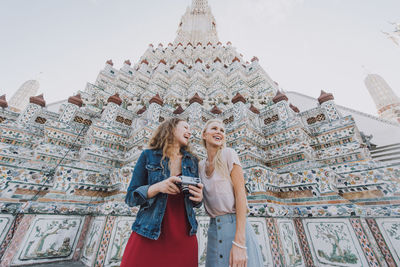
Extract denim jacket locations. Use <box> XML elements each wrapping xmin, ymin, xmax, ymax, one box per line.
<box><xmin>125</xmin><ymin>148</ymin><xmax>200</xmax><ymax>240</ymax></box>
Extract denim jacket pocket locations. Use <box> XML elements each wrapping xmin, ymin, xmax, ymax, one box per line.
<box><xmin>189</xmin><ymin>165</ymin><xmax>197</xmax><ymax>175</ymax></box>
<box><xmin>183</xmin><ymin>163</ymin><xmax>197</xmax><ymax>176</ymax></box>
<box><xmin>145</xmin><ymin>164</ymin><xmax>164</xmax><ymax>183</ymax></box>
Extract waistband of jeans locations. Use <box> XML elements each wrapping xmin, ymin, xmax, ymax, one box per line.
<box><xmin>210</xmin><ymin>213</ymin><xmax>236</xmax><ymax>224</ymax></box>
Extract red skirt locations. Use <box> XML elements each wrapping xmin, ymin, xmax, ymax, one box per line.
<box><xmin>120</xmin><ymin>192</ymin><xmax>198</xmax><ymax>267</ymax></box>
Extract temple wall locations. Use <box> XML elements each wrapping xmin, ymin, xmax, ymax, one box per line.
<box><xmin>1</xmin><ymin>2</ymin><xmax>400</xmax><ymax>266</ymax></box>
<box><xmin>1</xmin><ymin>214</ymin><xmax>399</xmax><ymax>266</ymax></box>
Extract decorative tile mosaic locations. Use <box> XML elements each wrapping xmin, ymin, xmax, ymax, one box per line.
<box><xmin>0</xmin><ymin>214</ymin><xmax>35</xmax><ymax>267</ymax></box>
<box><xmin>73</xmin><ymin>216</ymin><xmax>93</xmax><ymax>261</ymax></box>
<box><xmin>17</xmin><ymin>103</ymin><xmax>41</xmax><ymax>124</ymax></box>
<box><xmin>197</xmin><ymin>216</ymin><xmax>209</xmax><ymax>267</ymax></box>
<box><xmin>366</xmin><ymin>218</ymin><xmax>396</xmax><ymax>267</ymax></box>
<box><xmin>265</xmin><ymin>218</ymin><xmax>283</xmax><ymax>266</ymax></box>
<box><xmin>322</xmin><ymin>101</ymin><xmax>341</xmax><ymax>122</ymax></box>
<box><xmin>147</xmin><ymin>103</ymin><xmax>161</xmax><ymax>122</ymax></box>
<box><xmin>101</xmin><ymin>103</ymin><xmax>119</xmax><ymax>122</ymax></box>
<box><xmin>303</xmin><ymin>218</ymin><xmax>369</xmax><ymax>267</ymax></box>
<box><xmin>233</xmin><ymin>101</ymin><xmax>245</xmax><ymax>122</ymax></box>
<box><xmin>12</xmin><ymin>215</ymin><xmax>84</xmax><ymax>266</ymax></box>
<box><xmin>0</xmin><ymin>214</ymin><xmax>18</xmax><ymax>260</ymax></box>
<box><xmin>58</xmin><ymin>103</ymin><xmax>79</xmax><ymax>123</ymax></box>
<box><xmin>349</xmin><ymin>218</ymin><xmax>380</xmax><ymax>267</ymax></box>
<box><xmin>277</xmin><ymin>102</ymin><xmax>289</xmax><ymax>121</ymax></box>
<box><xmin>374</xmin><ymin>218</ymin><xmax>400</xmax><ymax>266</ymax></box>
<box><xmin>81</xmin><ymin>217</ymin><xmax>106</xmax><ymax>267</ymax></box>
<box><xmin>104</xmin><ymin>216</ymin><xmax>134</xmax><ymax>267</ymax></box>
<box><xmin>94</xmin><ymin>216</ymin><xmax>116</xmax><ymax>267</ymax></box>
<box><xmin>294</xmin><ymin>218</ymin><xmax>317</xmax><ymax>267</ymax></box>
<box><xmin>0</xmin><ymin>214</ymin><xmax>14</xmax><ymax>249</ymax></box>
<box><xmin>359</xmin><ymin>219</ymin><xmax>388</xmax><ymax>267</ymax></box>
<box><xmin>277</xmin><ymin>219</ymin><xmax>305</xmax><ymax>267</ymax></box>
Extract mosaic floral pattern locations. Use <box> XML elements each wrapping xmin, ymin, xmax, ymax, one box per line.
<box><xmin>95</xmin><ymin>216</ymin><xmax>116</xmax><ymax>267</ymax></box>
<box><xmin>12</xmin><ymin>215</ymin><xmax>84</xmax><ymax>266</ymax></box>
<box><xmin>81</xmin><ymin>217</ymin><xmax>106</xmax><ymax>266</ymax></box>
<box><xmin>0</xmin><ymin>214</ymin><xmax>17</xmax><ymax>259</ymax></box>
<box><xmin>277</xmin><ymin>219</ymin><xmax>305</xmax><ymax>267</ymax></box>
<box><xmin>0</xmin><ymin>214</ymin><xmax>13</xmax><ymax>247</ymax></box>
<box><xmin>249</xmin><ymin>217</ymin><xmax>274</xmax><ymax>266</ymax></box>
<box><xmin>349</xmin><ymin>218</ymin><xmax>380</xmax><ymax>267</ymax></box>
<box><xmin>293</xmin><ymin>218</ymin><xmax>314</xmax><ymax>267</ymax></box>
<box><xmin>58</xmin><ymin>103</ymin><xmax>79</xmax><ymax>123</ymax></box>
<box><xmin>277</xmin><ymin>102</ymin><xmax>289</xmax><ymax>121</ymax></box>
<box><xmin>322</xmin><ymin>101</ymin><xmax>341</xmax><ymax>122</ymax></box>
<box><xmin>265</xmin><ymin>218</ymin><xmax>283</xmax><ymax>266</ymax></box>
<box><xmin>104</xmin><ymin>216</ymin><xmax>134</xmax><ymax>267</ymax></box>
<box><xmin>16</xmin><ymin>103</ymin><xmax>41</xmax><ymax>124</ymax></box>
<box><xmin>1</xmin><ymin>215</ymin><xmax>35</xmax><ymax>266</ymax></box>
<box><xmin>375</xmin><ymin>218</ymin><xmax>400</xmax><ymax>266</ymax></box>
<box><xmin>303</xmin><ymin>218</ymin><xmax>368</xmax><ymax>267</ymax></box>
<box><xmin>197</xmin><ymin>217</ymin><xmax>210</xmax><ymax>267</ymax></box>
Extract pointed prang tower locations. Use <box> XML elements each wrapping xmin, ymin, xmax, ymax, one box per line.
<box><xmin>174</xmin><ymin>0</ymin><xmax>219</xmax><ymax>45</ymax></box>
<box><xmin>364</xmin><ymin>73</ymin><xmax>400</xmax><ymax>123</ymax></box>
<box><xmin>8</xmin><ymin>80</ymin><xmax>40</xmax><ymax>112</ymax></box>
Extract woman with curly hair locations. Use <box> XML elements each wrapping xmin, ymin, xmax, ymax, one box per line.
<box><xmin>121</xmin><ymin>118</ymin><xmax>203</xmax><ymax>267</ymax></box>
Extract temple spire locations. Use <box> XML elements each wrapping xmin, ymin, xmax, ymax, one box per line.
<box><xmin>192</xmin><ymin>0</ymin><xmax>208</xmax><ymax>13</ymax></box>
<box><xmin>174</xmin><ymin>0</ymin><xmax>219</xmax><ymax>45</ymax></box>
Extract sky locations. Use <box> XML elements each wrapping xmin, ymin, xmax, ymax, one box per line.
<box><xmin>0</xmin><ymin>0</ymin><xmax>399</xmax><ymax>116</ymax></box>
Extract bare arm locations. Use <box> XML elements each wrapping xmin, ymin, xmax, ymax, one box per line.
<box><xmin>231</xmin><ymin>164</ymin><xmax>247</xmax><ymax>245</ymax></box>
<box><xmin>229</xmin><ymin>164</ymin><xmax>248</xmax><ymax>267</ymax></box>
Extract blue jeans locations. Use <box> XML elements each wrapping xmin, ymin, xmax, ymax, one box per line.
<box><xmin>206</xmin><ymin>214</ymin><xmax>264</xmax><ymax>267</ymax></box>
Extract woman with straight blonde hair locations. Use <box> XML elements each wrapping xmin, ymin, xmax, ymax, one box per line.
<box><xmin>121</xmin><ymin>118</ymin><xmax>203</xmax><ymax>267</ymax></box>
<box><xmin>200</xmin><ymin>119</ymin><xmax>263</xmax><ymax>267</ymax></box>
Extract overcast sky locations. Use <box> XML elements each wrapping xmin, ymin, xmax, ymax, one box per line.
<box><xmin>1</xmin><ymin>0</ymin><xmax>399</xmax><ymax>115</ymax></box>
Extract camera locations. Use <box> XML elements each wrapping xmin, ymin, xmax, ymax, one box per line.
<box><xmin>178</xmin><ymin>176</ymin><xmax>201</xmax><ymax>195</ymax></box>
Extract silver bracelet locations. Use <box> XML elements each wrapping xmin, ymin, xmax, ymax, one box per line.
<box><xmin>232</xmin><ymin>240</ymin><xmax>247</xmax><ymax>250</ymax></box>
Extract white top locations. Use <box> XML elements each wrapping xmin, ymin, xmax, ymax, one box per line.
<box><xmin>199</xmin><ymin>147</ymin><xmax>241</xmax><ymax>218</ymax></box>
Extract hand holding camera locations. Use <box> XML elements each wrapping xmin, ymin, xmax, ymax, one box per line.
<box><xmin>154</xmin><ymin>176</ymin><xmax>182</xmax><ymax>195</ymax></box>
<box><xmin>152</xmin><ymin>176</ymin><xmax>203</xmax><ymax>202</ymax></box>
<box><xmin>176</xmin><ymin>176</ymin><xmax>203</xmax><ymax>203</ymax></box>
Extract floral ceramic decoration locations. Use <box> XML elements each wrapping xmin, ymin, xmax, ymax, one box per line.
<box><xmin>197</xmin><ymin>217</ymin><xmax>210</xmax><ymax>267</ymax></box>
<box><xmin>376</xmin><ymin>218</ymin><xmax>400</xmax><ymax>265</ymax></box>
<box><xmin>0</xmin><ymin>214</ymin><xmax>13</xmax><ymax>245</ymax></box>
<box><xmin>104</xmin><ymin>216</ymin><xmax>134</xmax><ymax>267</ymax></box>
<box><xmin>13</xmin><ymin>215</ymin><xmax>83</xmax><ymax>266</ymax></box>
<box><xmin>304</xmin><ymin>219</ymin><xmax>368</xmax><ymax>267</ymax></box>
<box><xmin>277</xmin><ymin>219</ymin><xmax>305</xmax><ymax>267</ymax></box>
<box><xmin>248</xmin><ymin>217</ymin><xmax>274</xmax><ymax>266</ymax></box>
<box><xmin>81</xmin><ymin>217</ymin><xmax>106</xmax><ymax>267</ymax></box>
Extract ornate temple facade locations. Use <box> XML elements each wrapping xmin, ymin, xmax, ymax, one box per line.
<box><xmin>1</xmin><ymin>0</ymin><xmax>400</xmax><ymax>266</ymax></box>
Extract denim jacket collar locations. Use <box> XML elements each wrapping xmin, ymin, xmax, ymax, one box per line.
<box><xmin>153</xmin><ymin>148</ymin><xmax>192</xmax><ymax>159</ymax></box>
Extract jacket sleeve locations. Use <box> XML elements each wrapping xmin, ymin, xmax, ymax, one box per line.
<box><xmin>192</xmin><ymin>157</ymin><xmax>203</xmax><ymax>209</ymax></box>
<box><xmin>125</xmin><ymin>151</ymin><xmax>156</xmax><ymax>208</ymax></box>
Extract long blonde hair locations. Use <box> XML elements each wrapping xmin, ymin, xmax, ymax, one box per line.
<box><xmin>149</xmin><ymin>118</ymin><xmax>191</xmax><ymax>165</ymax></box>
<box><xmin>201</xmin><ymin>119</ymin><xmax>230</xmax><ymax>181</ymax></box>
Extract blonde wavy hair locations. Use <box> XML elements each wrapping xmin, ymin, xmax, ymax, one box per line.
<box><xmin>201</xmin><ymin>119</ymin><xmax>230</xmax><ymax>181</ymax></box>
<box><xmin>149</xmin><ymin>118</ymin><xmax>191</xmax><ymax>166</ymax></box>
